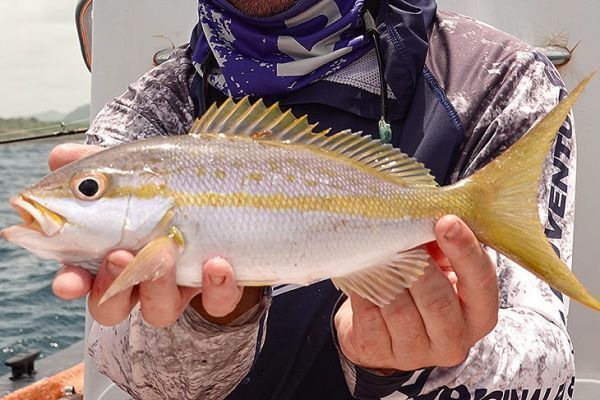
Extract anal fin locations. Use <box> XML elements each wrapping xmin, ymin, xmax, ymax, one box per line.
<box><xmin>331</xmin><ymin>248</ymin><xmax>430</xmax><ymax>307</ymax></box>
<box><xmin>99</xmin><ymin>227</ymin><xmax>185</xmax><ymax>304</ymax></box>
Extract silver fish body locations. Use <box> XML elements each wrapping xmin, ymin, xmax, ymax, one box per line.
<box><xmin>136</xmin><ymin>135</ymin><xmax>437</xmax><ymax>287</ymax></box>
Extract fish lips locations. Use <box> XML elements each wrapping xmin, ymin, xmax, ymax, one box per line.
<box><xmin>1</xmin><ymin>195</ymin><xmax>65</xmax><ymax>241</ymax></box>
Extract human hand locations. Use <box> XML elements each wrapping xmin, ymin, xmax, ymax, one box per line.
<box><xmin>49</xmin><ymin>144</ymin><xmax>260</xmax><ymax>327</ymax></box>
<box><xmin>334</xmin><ymin>215</ymin><xmax>499</xmax><ymax>372</ymax></box>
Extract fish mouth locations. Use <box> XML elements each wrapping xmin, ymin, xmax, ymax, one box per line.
<box><xmin>3</xmin><ymin>195</ymin><xmax>65</xmax><ymax>237</ymax></box>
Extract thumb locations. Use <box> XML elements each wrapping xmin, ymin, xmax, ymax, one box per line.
<box><xmin>48</xmin><ymin>143</ymin><xmax>102</xmax><ymax>171</ymax></box>
<box><xmin>200</xmin><ymin>257</ymin><xmax>244</xmax><ymax>318</ymax></box>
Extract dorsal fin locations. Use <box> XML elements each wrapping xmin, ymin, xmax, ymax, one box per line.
<box><xmin>190</xmin><ymin>97</ymin><xmax>438</xmax><ymax>188</ymax></box>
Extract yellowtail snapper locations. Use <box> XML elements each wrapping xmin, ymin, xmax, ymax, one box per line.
<box><xmin>2</xmin><ymin>75</ymin><xmax>599</xmax><ymax>310</ymax></box>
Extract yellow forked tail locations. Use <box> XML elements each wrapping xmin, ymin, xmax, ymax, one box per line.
<box><xmin>456</xmin><ymin>74</ymin><xmax>600</xmax><ymax>311</ymax></box>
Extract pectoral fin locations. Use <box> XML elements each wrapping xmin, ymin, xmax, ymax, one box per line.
<box><xmin>99</xmin><ymin>227</ymin><xmax>185</xmax><ymax>304</ymax></box>
<box><xmin>332</xmin><ymin>248</ymin><xmax>430</xmax><ymax>307</ymax></box>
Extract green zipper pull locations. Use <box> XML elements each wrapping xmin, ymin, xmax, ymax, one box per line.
<box><xmin>378</xmin><ymin>117</ymin><xmax>392</xmax><ymax>144</ymax></box>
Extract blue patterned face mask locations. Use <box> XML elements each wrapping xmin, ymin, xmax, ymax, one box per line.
<box><xmin>192</xmin><ymin>0</ymin><xmax>372</xmax><ymax>97</ymax></box>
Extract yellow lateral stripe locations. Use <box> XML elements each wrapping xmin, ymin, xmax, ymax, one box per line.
<box><xmin>172</xmin><ymin>191</ymin><xmax>448</xmax><ymax>219</ymax></box>
<box><xmin>105</xmin><ymin>184</ymin><xmax>458</xmax><ymax>219</ymax></box>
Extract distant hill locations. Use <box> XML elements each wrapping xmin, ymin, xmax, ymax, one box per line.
<box><xmin>26</xmin><ymin>104</ymin><xmax>90</xmax><ymax>124</ymax></box>
<box><xmin>0</xmin><ymin>104</ymin><xmax>90</xmax><ymax>137</ymax></box>
<box><xmin>33</xmin><ymin>110</ymin><xmax>65</xmax><ymax>122</ymax></box>
<box><xmin>0</xmin><ymin>117</ymin><xmax>56</xmax><ymax>134</ymax></box>
<box><xmin>63</xmin><ymin>104</ymin><xmax>90</xmax><ymax>123</ymax></box>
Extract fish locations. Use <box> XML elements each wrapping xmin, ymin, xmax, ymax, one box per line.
<box><xmin>2</xmin><ymin>75</ymin><xmax>599</xmax><ymax>310</ymax></box>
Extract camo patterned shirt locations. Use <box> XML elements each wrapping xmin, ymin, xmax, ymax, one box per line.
<box><xmin>86</xmin><ymin>11</ymin><xmax>576</xmax><ymax>400</ymax></box>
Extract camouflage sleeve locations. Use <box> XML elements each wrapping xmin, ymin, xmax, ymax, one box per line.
<box><xmin>342</xmin><ymin>24</ymin><xmax>576</xmax><ymax>399</ymax></box>
<box><xmin>84</xmin><ymin>46</ymin><xmax>272</xmax><ymax>400</ymax></box>
<box><xmin>88</xmin><ymin>298</ymin><xmax>270</xmax><ymax>400</ymax></box>
<box><xmin>85</xmin><ymin>46</ymin><xmax>196</xmax><ymax>147</ymax></box>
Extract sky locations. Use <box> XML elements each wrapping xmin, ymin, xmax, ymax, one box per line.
<box><xmin>0</xmin><ymin>0</ymin><xmax>91</xmax><ymax>118</ymax></box>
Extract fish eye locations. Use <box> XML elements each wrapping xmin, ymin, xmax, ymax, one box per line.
<box><xmin>70</xmin><ymin>172</ymin><xmax>108</xmax><ymax>201</ymax></box>
<box><xmin>79</xmin><ymin>179</ymin><xmax>99</xmax><ymax>197</ymax></box>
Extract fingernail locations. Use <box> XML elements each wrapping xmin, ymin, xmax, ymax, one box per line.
<box><xmin>107</xmin><ymin>262</ymin><xmax>124</xmax><ymax>276</ymax></box>
<box><xmin>444</xmin><ymin>221</ymin><xmax>461</xmax><ymax>240</ymax></box>
<box><xmin>209</xmin><ymin>275</ymin><xmax>226</xmax><ymax>286</ymax></box>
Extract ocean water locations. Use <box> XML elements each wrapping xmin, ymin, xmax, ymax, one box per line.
<box><xmin>0</xmin><ymin>139</ymin><xmax>86</xmax><ymax>376</ymax></box>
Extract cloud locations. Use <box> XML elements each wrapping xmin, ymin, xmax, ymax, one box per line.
<box><xmin>0</xmin><ymin>0</ymin><xmax>91</xmax><ymax>118</ymax></box>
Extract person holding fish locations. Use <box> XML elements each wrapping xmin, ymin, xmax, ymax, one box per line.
<box><xmin>4</xmin><ymin>0</ymin><xmax>586</xmax><ymax>399</ymax></box>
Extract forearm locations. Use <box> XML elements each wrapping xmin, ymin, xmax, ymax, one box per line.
<box><xmin>88</xmin><ymin>293</ymin><xmax>270</xmax><ymax>400</ymax></box>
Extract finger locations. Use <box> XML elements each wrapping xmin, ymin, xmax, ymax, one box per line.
<box><xmin>345</xmin><ymin>293</ymin><xmax>394</xmax><ymax>368</ymax></box>
<box><xmin>408</xmin><ymin>256</ymin><xmax>466</xmax><ymax>350</ymax></box>
<box><xmin>52</xmin><ymin>265</ymin><xmax>94</xmax><ymax>300</ymax></box>
<box><xmin>88</xmin><ymin>251</ymin><xmax>139</xmax><ymax>326</ymax></box>
<box><xmin>48</xmin><ymin>143</ymin><xmax>102</xmax><ymax>171</ymax></box>
<box><xmin>379</xmin><ymin>288</ymin><xmax>431</xmax><ymax>370</ymax></box>
<box><xmin>435</xmin><ymin>215</ymin><xmax>498</xmax><ymax>337</ymax></box>
<box><xmin>424</xmin><ymin>243</ymin><xmax>456</xmax><ymax>289</ymax></box>
<box><xmin>350</xmin><ymin>294</ymin><xmax>390</xmax><ymax>347</ymax></box>
<box><xmin>424</xmin><ymin>242</ymin><xmax>450</xmax><ymax>267</ymax></box>
<box><xmin>138</xmin><ymin>252</ymin><xmax>192</xmax><ymax>328</ymax></box>
<box><xmin>201</xmin><ymin>257</ymin><xmax>243</xmax><ymax>318</ymax></box>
